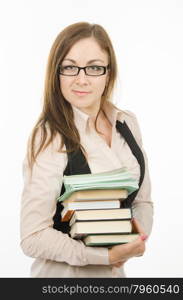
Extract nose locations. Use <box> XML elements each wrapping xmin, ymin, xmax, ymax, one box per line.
<box><xmin>75</xmin><ymin>69</ymin><xmax>89</xmax><ymax>85</ymax></box>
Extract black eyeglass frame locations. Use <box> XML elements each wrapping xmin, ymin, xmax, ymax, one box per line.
<box><xmin>58</xmin><ymin>65</ymin><xmax>110</xmax><ymax>76</ymax></box>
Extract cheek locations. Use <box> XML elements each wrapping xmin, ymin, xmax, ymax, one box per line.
<box><xmin>60</xmin><ymin>78</ymin><xmax>71</xmax><ymax>95</ymax></box>
<box><xmin>95</xmin><ymin>78</ymin><xmax>107</xmax><ymax>94</ymax></box>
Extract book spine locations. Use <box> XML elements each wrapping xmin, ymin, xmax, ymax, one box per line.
<box><xmin>61</xmin><ymin>210</ymin><xmax>74</xmax><ymax>222</ymax></box>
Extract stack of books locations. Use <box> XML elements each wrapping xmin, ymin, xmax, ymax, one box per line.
<box><xmin>57</xmin><ymin>167</ymin><xmax>140</xmax><ymax>247</ymax></box>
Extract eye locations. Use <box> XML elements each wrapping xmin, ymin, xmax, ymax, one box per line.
<box><xmin>87</xmin><ymin>65</ymin><xmax>103</xmax><ymax>71</ymax></box>
<box><xmin>61</xmin><ymin>65</ymin><xmax>77</xmax><ymax>70</ymax></box>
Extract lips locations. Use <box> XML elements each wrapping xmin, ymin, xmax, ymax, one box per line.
<box><xmin>72</xmin><ymin>90</ymin><xmax>91</xmax><ymax>96</ymax></box>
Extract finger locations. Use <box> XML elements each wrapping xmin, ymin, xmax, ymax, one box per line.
<box><xmin>112</xmin><ymin>261</ymin><xmax>125</xmax><ymax>268</ymax></box>
<box><xmin>113</xmin><ymin>262</ymin><xmax>122</xmax><ymax>267</ymax></box>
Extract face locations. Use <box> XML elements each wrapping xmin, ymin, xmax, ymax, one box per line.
<box><xmin>59</xmin><ymin>37</ymin><xmax>109</xmax><ymax>115</ymax></box>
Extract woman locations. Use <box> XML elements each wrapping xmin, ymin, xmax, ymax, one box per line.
<box><xmin>20</xmin><ymin>22</ymin><xmax>153</xmax><ymax>278</ymax></box>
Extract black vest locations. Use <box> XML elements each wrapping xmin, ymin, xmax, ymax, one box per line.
<box><xmin>53</xmin><ymin>120</ymin><xmax>145</xmax><ymax>234</ymax></box>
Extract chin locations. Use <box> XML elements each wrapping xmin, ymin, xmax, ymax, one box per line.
<box><xmin>72</xmin><ymin>99</ymin><xmax>95</xmax><ymax>108</ymax></box>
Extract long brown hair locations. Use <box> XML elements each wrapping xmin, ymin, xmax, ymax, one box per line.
<box><xmin>28</xmin><ymin>22</ymin><xmax>118</xmax><ymax>171</ymax></box>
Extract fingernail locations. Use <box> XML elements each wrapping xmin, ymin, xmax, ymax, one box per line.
<box><xmin>140</xmin><ymin>235</ymin><xmax>147</xmax><ymax>241</ymax></box>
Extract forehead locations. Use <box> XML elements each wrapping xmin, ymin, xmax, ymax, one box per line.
<box><xmin>64</xmin><ymin>37</ymin><xmax>108</xmax><ymax>63</ymax></box>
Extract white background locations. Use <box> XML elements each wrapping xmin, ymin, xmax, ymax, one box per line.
<box><xmin>0</xmin><ymin>0</ymin><xmax>183</xmax><ymax>277</ymax></box>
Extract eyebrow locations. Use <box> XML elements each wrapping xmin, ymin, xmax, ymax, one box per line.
<box><xmin>62</xmin><ymin>58</ymin><xmax>105</xmax><ymax>64</ymax></box>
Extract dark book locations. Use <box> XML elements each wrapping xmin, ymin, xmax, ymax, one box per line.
<box><xmin>70</xmin><ymin>220</ymin><xmax>132</xmax><ymax>239</ymax></box>
<box><xmin>83</xmin><ymin>233</ymin><xmax>140</xmax><ymax>247</ymax></box>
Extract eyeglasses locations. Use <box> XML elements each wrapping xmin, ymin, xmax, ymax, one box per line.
<box><xmin>59</xmin><ymin>65</ymin><xmax>109</xmax><ymax>76</ymax></box>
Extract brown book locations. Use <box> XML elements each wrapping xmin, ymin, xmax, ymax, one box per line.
<box><xmin>61</xmin><ymin>200</ymin><xmax>121</xmax><ymax>222</ymax></box>
<box><xmin>62</xmin><ymin>189</ymin><xmax>128</xmax><ymax>203</ymax></box>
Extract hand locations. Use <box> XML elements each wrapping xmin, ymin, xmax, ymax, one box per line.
<box><xmin>109</xmin><ymin>218</ymin><xmax>148</xmax><ymax>264</ymax></box>
<box><xmin>112</xmin><ymin>259</ymin><xmax>127</xmax><ymax>268</ymax></box>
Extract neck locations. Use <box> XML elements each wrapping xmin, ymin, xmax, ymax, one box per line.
<box><xmin>89</xmin><ymin>109</ymin><xmax>106</xmax><ymax>129</ymax></box>
<box><xmin>78</xmin><ymin>103</ymin><xmax>102</xmax><ymax>123</ymax></box>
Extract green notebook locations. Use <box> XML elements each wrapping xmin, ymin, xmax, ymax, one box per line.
<box><xmin>57</xmin><ymin>167</ymin><xmax>139</xmax><ymax>202</ymax></box>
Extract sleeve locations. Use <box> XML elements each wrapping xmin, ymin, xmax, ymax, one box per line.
<box><xmin>20</xmin><ymin>129</ymin><xmax>109</xmax><ymax>266</ymax></box>
<box><xmin>124</xmin><ymin>111</ymin><xmax>154</xmax><ymax>236</ymax></box>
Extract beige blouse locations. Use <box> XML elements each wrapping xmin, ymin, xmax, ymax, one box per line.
<box><xmin>20</xmin><ymin>101</ymin><xmax>153</xmax><ymax>278</ymax></box>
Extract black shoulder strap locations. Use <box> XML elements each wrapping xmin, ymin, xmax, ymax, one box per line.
<box><xmin>53</xmin><ymin>147</ymin><xmax>91</xmax><ymax>233</ymax></box>
<box><xmin>116</xmin><ymin>120</ymin><xmax>145</xmax><ymax>207</ymax></box>
<box><xmin>64</xmin><ymin>147</ymin><xmax>91</xmax><ymax>176</ymax></box>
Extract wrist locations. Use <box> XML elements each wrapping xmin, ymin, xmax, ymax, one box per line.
<box><xmin>108</xmin><ymin>248</ymin><xmax>115</xmax><ymax>264</ymax></box>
